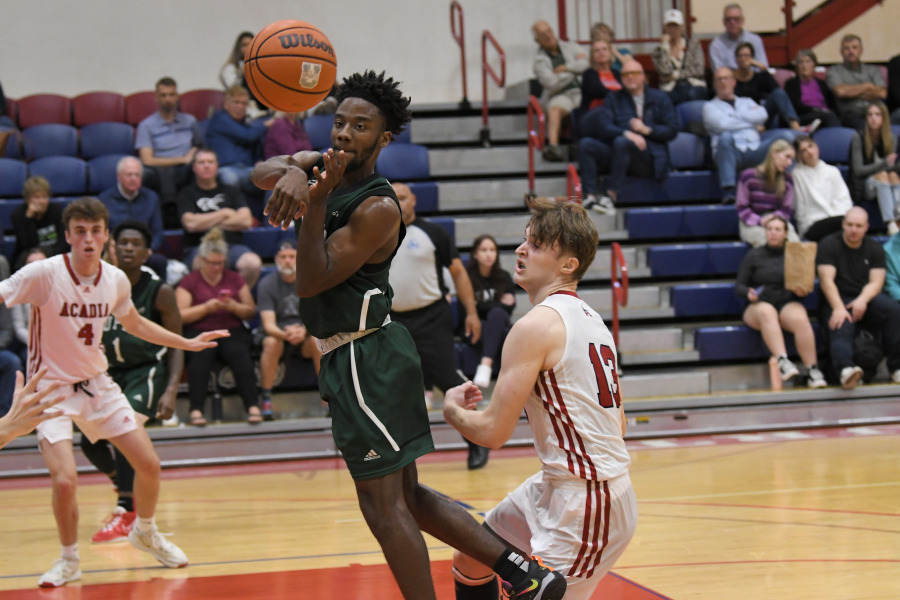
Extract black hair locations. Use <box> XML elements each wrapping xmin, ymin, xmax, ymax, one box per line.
<box><xmin>335</xmin><ymin>70</ymin><xmax>412</xmax><ymax>135</ymax></box>
<box><xmin>113</xmin><ymin>219</ymin><xmax>153</xmax><ymax>247</ymax></box>
<box><xmin>735</xmin><ymin>41</ymin><xmax>755</xmax><ymax>58</ymax></box>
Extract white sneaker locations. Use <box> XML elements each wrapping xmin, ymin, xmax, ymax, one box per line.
<box><xmin>801</xmin><ymin>118</ymin><xmax>822</xmax><ymax>135</ymax></box>
<box><xmin>592</xmin><ymin>195</ymin><xmax>616</xmax><ymax>215</ymax></box>
<box><xmin>840</xmin><ymin>366</ymin><xmax>864</xmax><ymax>390</ymax></box>
<box><xmin>582</xmin><ymin>195</ymin><xmax>597</xmax><ymax>211</ymax></box>
<box><xmin>129</xmin><ymin>526</ymin><xmax>188</xmax><ymax>568</ymax></box>
<box><xmin>777</xmin><ymin>355</ymin><xmax>800</xmax><ymax>381</ymax></box>
<box><xmin>38</xmin><ymin>557</ymin><xmax>81</xmax><ymax>588</ymax></box>
<box><xmin>807</xmin><ymin>365</ymin><xmax>827</xmax><ymax>389</ymax></box>
<box><xmin>888</xmin><ymin>221</ymin><xmax>899</xmax><ymax>236</ymax></box>
<box><xmin>892</xmin><ymin>369</ymin><xmax>900</xmax><ymax>384</ymax></box>
<box><xmin>473</xmin><ymin>364</ymin><xmax>493</xmax><ymax>388</ymax></box>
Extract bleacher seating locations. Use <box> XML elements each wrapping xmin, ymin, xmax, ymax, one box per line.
<box><xmin>87</xmin><ymin>153</ymin><xmax>130</xmax><ymax>194</ymax></box>
<box><xmin>80</xmin><ymin>122</ymin><xmax>135</xmax><ymax>159</ymax></box>
<box><xmin>648</xmin><ymin>241</ymin><xmax>749</xmax><ymax>277</ymax></box>
<box><xmin>16</xmin><ymin>94</ymin><xmax>72</xmax><ymax>128</ymax></box>
<box><xmin>671</xmin><ymin>282</ymin><xmax>818</xmax><ymax>317</ymax></box>
<box><xmin>72</xmin><ymin>91</ymin><xmax>126</xmax><ymax>126</ymax></box>
<box><xmin>626</xmin><ymin>204</ymin><xmax>737</xmax><ymax>240</ymax></box>
<box><xmin>376</xmin><ymin>143</ymin><xmax>430</xmax><ymax>181</ymax></box>
<box><xmin>0</xmin><ymin>159</ymin><xmax>27</xmax><ymax>198</ymax></box>
<box><xmin>695</xmin><ymin>323</ymin><xmax>824</xmax><ymax>362</ymax></box>
<box><xmin>812</xmin><ymin>127</ymin><xmax>855</xmax><ymax>164</ymax></box>
<box><xmin>28</xmin><ymin>156</ymin><xmax>89</xmax><ymax>196</ymax></box>
<box><xmin>23</xmin><ymin>124</ymin><xmax>79</xmax><ymax>160</ymax></box>
<box><xmin>303</xmin><ymin>114</ymin><xmax>333</xmax><ymax>150</ymax></box>
<box><xmin>179</xmin><ymin>89</ymin><xmax>224</xmax><ymax>121</ymax></box>
<box><xmin>124</xmin><ymin>91</ymin><xmax>156</xmax><ymax>126</ymax></box>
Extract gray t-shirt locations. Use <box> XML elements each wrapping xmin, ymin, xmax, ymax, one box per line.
<box><xmin>826</xmin><ymin>63</ymin><xmax>885</xmax><ymax>120</ymax></box>
<box><xmin>256</xmin><ymin>271</ymin><xmax>302</xmax><ymax>329</ymax></box>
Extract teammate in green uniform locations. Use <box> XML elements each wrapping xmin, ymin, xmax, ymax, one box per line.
<box><xmin>80</xmin><ymin>220</ymin><xmax>184</xmax><ymax>543</ymax></box>
<box><xmin>252</xmin><ymin>71</ymin><xmax>566</xmax><ymax>600</ymax></box>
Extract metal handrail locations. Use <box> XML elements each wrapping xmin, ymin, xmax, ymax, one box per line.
<box><xmin>526</xmin><ymin>95</ymin><xmax>545</xmax><ymax>197</ymax></box>
<box><xmin>566</xmin><ymin>164</ymin><xmax>582</xmax><ymax>201</ymax></box>
<box><xmin>480</xmin><ymin>30</ymin><xmax>506</xmax><ymax>146</ymax></box>
<box><xmin>610</xmin><ymin>242</ymin><xmax>629</xmax><ymax>348</ymax></box>
<box><xmin>450</xmin><ymin>1</ymin><xmax>470</xmax><ymax>109</ymax></box>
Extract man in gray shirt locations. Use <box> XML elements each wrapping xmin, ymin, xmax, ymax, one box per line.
<box><xmin>826</xmin><ymin>34</ymin><xmax>887</xmax><ymax>129</ymax></box>
<box><xmin>708</xmin><ymin>3</ymin><xmax>768</xmax><ymax>72</ymax></box>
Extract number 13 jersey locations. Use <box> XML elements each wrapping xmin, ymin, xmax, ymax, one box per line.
<box><xmin>528</xmin><ymin>291</ymin><xmax>630</xmax><ymax>482</ymax></box>
<box><xmin>0</xmin><ymin>254</ymin><xmax>134</xmax><ymax>383</ymax></box>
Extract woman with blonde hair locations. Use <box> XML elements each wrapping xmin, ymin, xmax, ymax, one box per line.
<box><xmin>736</xmin><ymin>139</ymin><xmax>801</xmax><ymax>247</ymax></box>
<box><xmin>850</xmin><ymin>100</ymin><xmax>900</xmax><ymax>233</ymax></box>
<box><xmin>219</xmin><ymin>31</ymin><xmax>265</xmax><ymax>116</ymax></box>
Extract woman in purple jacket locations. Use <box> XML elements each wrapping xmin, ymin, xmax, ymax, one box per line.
<box><xmin>737</xmin><ymin>139</ymin><xmax>801</xmax><ymax>247</ymax></box>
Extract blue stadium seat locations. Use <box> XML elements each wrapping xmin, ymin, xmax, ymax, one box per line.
<box><xmin>243</xmin><ymin>226</ymin><xmax>297</xmax><ymax>259</ymax></box>
<box><xmin>668</xmin><ymin>132</ymin><xmax>707</xmax><ymax>169</ymax></box>
<box><xmin>23</xmin><ymin>124</ymin><xmax>79</xmax><ymax>160</ymax></box>
<box><xmin>647</xmin><ymin>244</ymin><xmax>708</xmax><ymax>277</ymax></box>
<box><xmin>683</xmin><ymin>205</ymin><xmax>739</xmax><ymax>237</ymax></box>
<box><xmin>0</xmin><ymin>199</ymin><xmax>23</xmax><ymax>233</ymax></box>
<box><xmin>626</xmin><ymin>207</ymin><xmax>684</xmax><ymax>239</ymax></box>
<box><xmin>376</xmin><ymin>143</ymin><xmax>430</xmax><ymax>181</ymax></box>
<box><xmin>393</xmin><ymin>126</ymin><xmax>411</xmax><ymax>144</ymax></box>
<box><xmin>162</xmin><ymin>230</ymin><xmax>184</xmax><ymax>260</ymax></box>
<box><xmin>197</xmin><ymin>119</ymin><xmax>209</xmax><ymax>145</ymax></box>
<box><xmin>671</xmin><ymin>283</ymin><xmax>744</xmax><ymax>317</ymax></box>
<box><xmin>3</xmin><ymin>131</ymin><xmax>22</xmax><ymax>159</ymax></box>
<box><xmin>407</xmin><ymin>181</ymin><xmax>438</xmax><ymax>212</ymax></box>
<box><xmin>80</xmin><ymin>122</ymin><xmax>135</xmax><ymax>159</ymax></box>
<box><xmin>695</xmin><ymin>323</ymin><xmax>823</xmax><ymax>362</ymax></box>
<box><xmin>0</xmin><ymin>159</ymin><xmax>27</xmax><ymax>198</ymax></box>
<box><xmin>664</xmin><ymin>171</ymin><xmax>721</xmax><ymax>202</ymax></box>
<box><xmin>676</xmin><ymin>100</ymin><xmax>706</xmax><ymax>132</ymax></box>
<box><xmin>303</xmin><ymin>114</ymin><xmax>333</xmax><ymax>150</ymax></box>
<box><xmin>812</xmin><ymin>127</ymin><xmax>855</xmax><ymax>164</ymax></box>
<box><xmin>706</xmin><ymin>242</ymin><xmax>750</xmax><ymax>274</ymax></box>
<box><xmin>28</xmin><ymin>156</ymin><xmax>89</xmax><ymax>196</ymax></box>
<box><xmin>87</xmin><ymin>153</ymin><xmax>130</xmax><ymax>194</ymax></box>
<box><xmin>429</xmin><ymin>216</ymin><xmax>455</xmax><ymax>241</ymax></box>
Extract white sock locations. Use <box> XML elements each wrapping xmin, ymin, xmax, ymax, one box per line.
<box><xmin>61</xmin><ymin>543</ymin><xmax>78</xmax><ymax>561</ymax></box>
<box><xmin>135</xmin><ymin>516</ymin><xmax>155</xmax><ymax>534</ymax></box>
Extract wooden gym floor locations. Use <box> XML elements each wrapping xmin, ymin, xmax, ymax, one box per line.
<box><xmin>0</xmin><ymin>424</ymin><xmax>898</xmax><ymax>599</ymax></box>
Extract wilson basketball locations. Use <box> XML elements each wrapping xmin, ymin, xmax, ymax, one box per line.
<box><xmin>244</xmin><ymin>20</ymin><xmax>337</xmax><ymax>112</ymax></box>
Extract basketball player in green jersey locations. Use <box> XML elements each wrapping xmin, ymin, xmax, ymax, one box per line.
<box><xmin>80</xmin><ymin>219</ymin><xmax>184</xmax><ymax>543</ymax></box>
<box><xmin>252</xmin><ymin>70</ymin><xmax>566</xmax><ymax>600</ymax></box>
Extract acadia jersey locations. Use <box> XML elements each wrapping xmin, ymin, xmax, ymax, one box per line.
<box><xmin>103</xmin><ymin>270</ymin><xmax>167</xmax><ymax>369</ymax></box>
<box><xmin>0</xmin><ymin>254</ymin><xmax>133</xmax><ymax>383</ymax></box>
<box><xmin>528</xmin><ymin>291</ymin><xmax>630</xmax><ymax>482</ymax></box>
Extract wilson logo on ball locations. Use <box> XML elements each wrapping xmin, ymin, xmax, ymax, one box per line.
<box><xmin>278</xmin><ymin>33</ymin><xmax>335</xmax><ymax>58</ymax></box>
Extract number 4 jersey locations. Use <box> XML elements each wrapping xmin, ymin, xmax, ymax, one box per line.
<box><xmin>0</xmin><ymin>254</ymin><xmax>134</xmax><ymax>384</ymax></box>
<box><xmin>529</xmin><ymin>291</ymin><xmax>631</xmax><ymax>482</ymax></box>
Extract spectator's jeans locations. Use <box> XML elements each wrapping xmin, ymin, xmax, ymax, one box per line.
<box><xmin>713</xmin><ymin>130</ymin><xmax>794</xmax><ymax>191</ymax></box>
<box><xmin>763</xmin><ymin>88</ymin><xmax>800</xmax><ymax>129</ymax></box>
<box><xmin>819</xmin><ymin>293</ymin><xmax>900</xmax><ymax>372</ymax></box>
<box><xmin>0</xmin><ymin>349</ymin><xmax>23</xmax><ymax>416</ymax></box>
<box><xmin>865</xmin><ymin>176</ymin><xmax>900</xmax><ymax>224</ymax></box>
<box><xmin>577</xmin><ymin>135</ymin><xmax>654</xmax><ymax>195</ymax></box>
<box><xmin>667</xmin><ymin>81</ymin><xmax>708</xmax><ymax>106</ymax></box>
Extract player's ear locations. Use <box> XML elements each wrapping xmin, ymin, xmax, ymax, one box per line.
<box><xmin>560</xmin><ymin>256</ymin><xmax>579</xmax><ymax>276</ymax></box>
<box><xmin>380</xmin><ymin>130</ymin><xmax>392</xmax><ymax>148</ymax></box>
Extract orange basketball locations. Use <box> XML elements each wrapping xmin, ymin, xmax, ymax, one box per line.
<box><xmin>243</xmin><ymin>20</ymin><xmax>337</xmax><ymax>112</ymax></box>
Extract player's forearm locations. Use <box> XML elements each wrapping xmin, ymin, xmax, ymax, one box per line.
<box><xmin>444</xmin><ymin>405</ymin><xmax>511</xmax><ymax>449</ymax></box>
<box><xmin>124</xmin><ymin>315</ymin><xmax>195</xmax><ymax>351</ymax></box>
<box><xmin>165</xmin><ymin>348</ymin><xmax>184</xmax><ymax>394</ymax></box>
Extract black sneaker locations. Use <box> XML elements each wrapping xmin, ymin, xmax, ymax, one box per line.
<box><xmin>503</xmin><ymin>556</ymin><xmax>567</xmax><ymax>600</ymax></box>
<box><xmin>261</xmin><ymin>398</ymin><xmax>274</xmax><ymax>421</ymax></box>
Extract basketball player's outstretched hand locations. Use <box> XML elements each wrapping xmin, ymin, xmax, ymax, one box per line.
<box><xmin>187</xmin><ymin>330</ymin><xmax>231</xmax><ymax>351</ymax></box>
<box><xmin>308</xmin><ymin>149</ymin><xmax>347</xmax><ymax>205</ymax></box>
<box><xmin>267</xmin><ymin>165</ymin><xmax>311</xmax><ymax>230</ymax></box>
<box><xmin>0</xmin><ymin>368</ymin><xmax>64</xmax><ymax>444</ymax></box>
<box><xmin>444</xmin><ymin>381</ymin><xmax>483</xmax><ymax>411</ymax></box>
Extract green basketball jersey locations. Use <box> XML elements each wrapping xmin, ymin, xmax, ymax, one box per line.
<box><xmin>103</xmin><ymin>270</ymin><xmax>168</xmax><ymax>368</ymax></box>
<box><xmin>298</xmin><ymin>174</ymin><xmax>402</xmax><ymax>339</ymax></box>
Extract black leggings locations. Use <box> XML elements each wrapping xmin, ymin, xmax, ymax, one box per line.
<box><xmin>186</xmin><ymin>327</ymin><xmax>258</xmax><ymax>413</ymax></box>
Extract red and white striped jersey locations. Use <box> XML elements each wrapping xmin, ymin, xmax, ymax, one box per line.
<box><xmin>0</xmin><ymin>254</ymin><xmax>133</xmax><ymax>383</ymax></box>
<box><xmin>528</xmin><ymin>291</ymin><xmax>630</xmax><ymax>482</ymax></box>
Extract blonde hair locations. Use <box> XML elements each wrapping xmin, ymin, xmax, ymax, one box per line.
<box><xmin>22</xmin><ymin>175</ymin><xmax>51</xmax><ymax>200</ymax></box>
<box><xmin>198</xmin><ymin>228</ymin><xmax>228</xmax><ymax>258</ymax></box>
<box><xmin>757</xmin><ymin>139</ymin><xmax>793</xmax><ymax>198</ymax></box>
<box><xmin>864</xmin><ymin>101</ymin><xmax>893</xmax><ymax>159</ymax></box>
<box><xmin>525</xmin><ymin>197</ymin><xmax>598</xmax><ymax>281</ymax></box>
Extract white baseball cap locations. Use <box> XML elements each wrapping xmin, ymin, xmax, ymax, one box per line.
<box><xmin>664</xmin><ymin>9</ymin><xmax>685</xmax><ymax>26</ymax></box>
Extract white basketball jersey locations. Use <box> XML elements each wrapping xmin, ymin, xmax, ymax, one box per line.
<box><xmin>0</xmin><ymin>254</ymin><xmax>133</xmax><ymax>383</ymax></box>
<box><xmin>527</xmin><ymin>291</ymin><xmax>630</xmax><ymax>482</ymax></box>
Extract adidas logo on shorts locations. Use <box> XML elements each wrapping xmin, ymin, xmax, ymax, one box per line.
<box><xmin>363</xmin><ymin>449</ymin><xmax>381</xmax><ymax>461</ymax></box>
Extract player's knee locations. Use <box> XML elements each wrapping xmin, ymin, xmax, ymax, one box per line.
<box><xmin>51</xmin><ymin>470</ymin><xmax>78</xmax><ymax>498</ymax></box>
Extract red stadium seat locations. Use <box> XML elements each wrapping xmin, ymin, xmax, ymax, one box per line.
<box><xmin>16</xmin><ymin>94</ymin><xmax>72</xmax><ymax>128</ymax></box>
<box><xmin>179</xmin><ymin>89</ymin><xmax>224</xmax><ymax>121</ymax></box>
<box><xmin>772</xmin><ymin>68</ymin><xmax>795</xmax><ymax>88</ymax></box>
<box><xmin>72</xmin><ymin>91</ymin><xmax>126</xmax><ymax>126</ymax></box>
<box><xmin>125</xmin><ymin>91</ymin><xmax>157</xmax><ymax>126</ymax></box>
<box><xmin>4</xmin><ymin>98</ymin><xmax>17</xmax><ymax>125</ymax></box>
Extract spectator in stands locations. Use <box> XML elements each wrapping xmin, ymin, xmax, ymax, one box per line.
<box><xmin>703</xmin><ymin>67</ymin><xmax>793</xmax><ymax>204</ymax></box>
<box><xmin>735</xmin><ymin>215</ymin><xmax>825</xmax><ymax>387</ymax></box>
<box><xmin>205</xmin><ymin>86</ymin><xmax>273</xmax><ymax>196</ymax></box>
<box><xmin>826</xmin><ymin>34</ymin><xmax>887</xmax><ymax>130</ymax></box>
<box><xmin>736</xmin><ymin>139</ymin><xmax>800</xmax><ymax>247</ymax></box>
<box><xmin>135</xmin><ymin>77</ymin><xmax>203</xmax><ymax>227</ymax></box>
<box><xmin>532</xmin><ymin>20</ymin><xmax>589</xmax><ymax>162</ymax></box>
<box><xmin>219</xmin><ymin>31</ymin><xmax>266</xmax><ymax>118</ymax></box>
<box><xmin>792</xmin><ymin>135</ymin><xmax>853</xmax><ymax>241</ymax></box>
<box><xmin>263</xmin><ymin>112</ymin><xmax>313</xmax><ymax>159</ymax></box>
<box><xmin>589</xmin><ymin>22</ymin><xmax>632</xmax><ymax>71</ymax></box>
<box><xmin>734</xmin><ymin>43</ymin><xmax>807</xmax><ymax>132</ymax></box>
<box><xmin>652</xmin><ymin>9</ymin><xmax>707</xmax><ymax>106</ymax></box>
<box><xmin>464</xmin><ymin>235</ymin><xmax>516</xmax><ymax>389</ymax></box>
<box><xmin>578</xmin><ymin>39</ymin><xmax>621</xmax><ymax>116</ymax></box>
<box><xmin>889</xmin><ymin>53</ymin><xmax>900</xmax><ymax>123</ymax></box>
<box><xmin>882</xmin><ymin>205</ymin><xmax>900</xmax><ymax>302</ymax></box>
<box><xmin>578</xmin><ymin>58</ymin><xmax>678</xmax><ymax>215</ymax></box>
<box><xmin>388</xmin><ymin>182</ymin><xmax>490</xmax><ymax>470</ymax></box>
<box><xmin>257</xmin><ymin>239</ymin><xmax>321</xmax><ymax>421</ymax></box>
<box><xmin>175</xmin><ymin>228</ymin><xmax>259</xmax><ymax>425</ymax></box>
<box><xmin>11</xmin><ymin>176</ymin><xmax>68</xmax><ymax>267</ymax></box>
<box><xmin>708</xmin><ymin>3</ymin><xmax>768</xmax><ymax>72</ymax></box>
<box><xmin>98</xmin><ymin>156</ymin><xmax>168</xmax><ymax>279</ymax></box>
<box><xmin>177</xmin><ymin>147</ymin><xmax>262</xmax><ymax>288</ymax></box>
<box><xmin>785</xmin><ymin>49</ymin><xmax>841</xmax><ymax>130</ymax></box>
<box><xmin>849</xmin><ymin>101</ymin><xmax>900</xmax><ymax>233</ymax></box>
<box><xmin>816</xmin><ymin>206</ymin><xmax>900</xmax><ymax>389</ymax></box>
